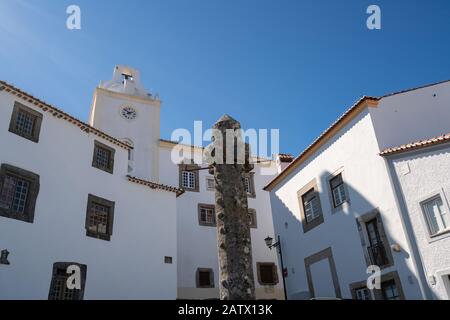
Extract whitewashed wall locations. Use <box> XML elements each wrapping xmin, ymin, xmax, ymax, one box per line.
<box><xmin>89</xmin><ymin>88</ymin><xmax>161</xmax><ymax>182</ymax></box>
<box><xmin>370</xmin><ymin>81</ymin><xmax>450</xmax><ymax>150</ymax></box>
<box><xmin>269</xmin><ymin>108</ymin><xmax>424</xmax><ymax>299</ymax></box>
<box><xmin>159</xmin><ymin>146</ymin><xmax>284</xmax><ymax>299</ymax></box>
<box><xmin>389</xmin><ymin>144</ymin><xmax>450</xmax><ymax>300</ymax></box>
<box><xmin>0</xmin><ymin>90</ymin><xmax>178</xmax><ymax>299</ymax></box>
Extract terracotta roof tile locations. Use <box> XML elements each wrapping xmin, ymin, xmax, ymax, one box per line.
<box><xmin>278</xmin><ymin>153</ymin><xmax>294</xmax><ymax>162</ymax></box>
<box><xmin>0</xmin><ymin>80</ymin><xmax>132</xmax><ymax>151</ymax></box>
<box><xmin>127</xmin><ymin>175</ymin><xmax>185</xmax><ymax>197</ymax></box>
<box><xmin>380</xmin><ymin>133</ymin><xmax>450</xmax><ymax>156</ymax></box>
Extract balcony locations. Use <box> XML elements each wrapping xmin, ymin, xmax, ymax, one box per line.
<box><xmin>367</xmin><ymin>243</ymin><xmax>389</xmax><ymax>267</ymax></box>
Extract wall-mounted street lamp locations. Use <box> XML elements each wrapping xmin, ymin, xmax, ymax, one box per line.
<box><xmin>264</xmin><ymin>235</ymin><xmax>287</xmax><ymax>300</ymax></box>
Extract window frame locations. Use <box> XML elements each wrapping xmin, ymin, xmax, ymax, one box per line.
<box><xmin>8</xmin><ymin>101</ymin><xmax>43</xmax><ymax>143</ymax></box>
<box><xmin>248</xmin><ymin>208</ymin><xmax>257</xmax><ymax>228</ymax></box>
<box><xmin>92</xmin><ymin>140</ymin><xmax>115</xmax><ymax>174</ymax></box>
<box><xmin>179</xmin><ymin>163</ymin><xmax>200</xmax><ymax>192</ymax></box>
<box><xmin>85</xmin><ymin>194</ymin><xmax>115</xmax><ymax>241</ymax></box>
<box><xmin>355</xmin><ymin>209</ymin><xmax>394</xmax><ymax>269</ymax></box>
<box><xmin>0</xmin><ymin>164</ymin><xmax>40</xmax><ymax>223</ymax></box>
<box><xmin>420</xmin><ymin>194</ymin><xmax>450</xmax><ymax>238</ymax></box>
<box><xmin>244</xmin><ymin>172</ymin><xmax>256</xmax><ymax>198</ymax></box>
<box><xmin>48</xmin><ymin>262</ymin><xmax>87</xmax><ymax>300</ymax></box>
<box><xmin>297</xmin><ymin>178</ymin><xmax>324</xmax><ymax>233</ymax></box>
<box><xmin>327</xmin><ymin>169</ymin><xmax>350</xmax><ymax>213</ymax></box>
<box><xmin>198</xmin><ymin>203</ymin><xmax>216</xmax><ymax>227</ymax></box>
<box><xmin>256</xmin><ymin>262</ymin><xmax>279</xmax><ymax>286</ymax></box>
<box><xmin>373</xmin><ymin>271</ymin><xmax>405</xmax><ymax>300</ymax></box>
<box><xmin>349</xmin><ymin>280</ymin><xmax>373</xmax><ymax>300</ymax></box>
<box><xmin>206</xmin><ymin>176</ymin><xmax>215</xmax><ymax>191</ymax></box>
<box><xmin>196</xmin><ymin>268</ymin><xmax>214</xmax><ymax>288</ymax></box>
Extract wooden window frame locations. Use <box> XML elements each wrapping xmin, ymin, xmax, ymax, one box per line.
<box><xmin>85</xmin><ymin>194</ymin><xmax>115</xmax><ymax>241</ymax></box>
<box><xmin>196</xmin><ymin>268</ymin><xmax>214</xmax><ymax>288</ymax></box>
<box><xmin>198</xmin><ymin>203</ymin><xmax>216</xmax><ymax>227</ymax></box>
<box><xmin>0</xmin><ymin>164</ymin><xmax>40</xmax><ymax>223</ymax></box>
<box><xmin>92</xmin><ymin>140</ymin><xmax>115</xmax><ymax>174</ymax></box>
<box><xmin>179</xmin><ymin>163</ymin><xmax>200</xmax><ymax>192</ymax></box>
<box><xmin>297</xmin><ymin>178</ymin><xmax>324</xmax><ymax>233</ymax></box>
<box><xmin>48</xmin><ymin>262</ymin><xmax>87</xmax><ymax>300</ymax></box>
<box><xmin>8</xmin><ymin>101</ymin><xmax>43</xmax><ymax>143</ymax></box>
<box><xmin>256</xmin><ymin>262</ymin><xmax>279</xmax><ymax>286</ymax></box>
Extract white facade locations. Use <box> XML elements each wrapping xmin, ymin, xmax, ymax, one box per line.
<box><xmin>266</xmin><ymin>80</ymin><xmax>450</xmax><ymax>300</ymax></box>
<box><xmin>0</xmin><ymin>82</ymin><xmax>178</xmax><ymax>299</ymax></box>
<box><xmin>0</xmin><ymin>65</ymin><xmax>282</xmax><ymax>299</ymax></box>
<box><xmin>385</xmin><ymin>140</ymin><xmax>450</xmax><ymax>300</ymax></box>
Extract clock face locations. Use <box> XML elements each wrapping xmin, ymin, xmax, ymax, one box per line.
<box><xmin>121</xmin><ymin>106</ymin><xmax>137</xmax><ymax>120</ymax></box>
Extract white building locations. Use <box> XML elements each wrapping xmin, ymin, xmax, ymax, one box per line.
<box><xmin>0</xmin><ymin>65</ymin><xmax>283</xmax><ymax>299</ymax></box>
<box><xmin>382</xmin><ymin>133</ymin><xmax>450</xmax><ymax>300</ymax></box>
<box><xmin>265</xmin><ymin>80</ymin><xmax>450</xmax><ymax>300</ymax></box>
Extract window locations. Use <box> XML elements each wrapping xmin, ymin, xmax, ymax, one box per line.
<box><xmin>0</xmin><ymin>164</ymin><xmax>39</xmax><ymax>223</ymax></box>
<box><xmin>355</xmin><ymin>287</ymin><xmax>372</xmax><ymax>300</ymax></box>
<box><xmin>297</xmin><ymin>179</ymin><xmax>324</xmax><ymax>233</ymax></box>
<box><xmin>372</xmin><ymin>271</ymin><xmax>405</xmax><ymax>300</ymax></box>
<box><xmin>329</xmin><ymin>173</ymin><xmax>347</xmax><ymax>208</ymax></box>
<box><xmin>198</xmin><ymin>204</ymin><xmax>216</xmax><ymax>226</ymax></box>
<box><xmin>381</xmin><ymin>280</ymin><xmax>400</xmax><ymax>300</ymax></box>
<box><xmin>244</xmin><ymin>173</ymin><xmax>256</xmax><ymax>198</ymax></box>
<box><xmin>85</xmin><ymin>194</ymin><xmax>115</xmax><ymax>241</ymax></box>
<box><xmin>302</xmin><ymin>189</ymin><xmax>322</xmax><ymax>223</ymax></box>
<box><xmin>257</xmin><ymin>262</ymin><xmax>278</xmax><ymax>286</ymax></box>
<box><xmin>8</xmin><ymin>101</ymin><xmax>43</xmax><ymax>143</ymax></box>
<box><xmin>350</xmin><ymin>281</ymin><xmax>373</xmax><ymax>300</ymax></box>
<box><xmin>48</xmin><ymin>262</ymin><xmax>87</xmax><ymax>300</ymax></box>
<box><xmin>183</xmin><ymin>171</ymin><xmax>196</xmax><ymax>189</ymax></box>
<box><xmin>164</xmin><ymin>256</ymin><xmax>173</xmax><ymax>264</ymax></box>
<box><xmin>421</xmin><ymin>195</ymin><xmax>450</xmax><ymax>236</ymax></box>
<box><xmin>248</xmin><ymin>208</ymin><xmax>257</xmax><ymax>228</ymax></box>
<box><xmin>206</xmin><ymin>177</ymin><xmax>215</xmax><ymax>191</ymax></box>
<box><xmin>356</xmin><ymin>209</ymin><xmax>393</xmax><ymax>269</ymax></box>
<box><xmin>92</xmin><ymin>141</ymin><xmax>115</xmax><ymax>174</ymax></box>
<box><xmin>179</xmin><ymin>163</ymin><xmax>199</xmax><ymax>192</ymax></box>
<box><xmin>196</xmin><ymin>268</ymin><xmax>214</xmax><ymax>288</ymax></box>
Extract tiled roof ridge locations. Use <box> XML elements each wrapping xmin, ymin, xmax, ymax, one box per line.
<box><xmin>127</xmin><ymin>175</ymin><xmax>185</xmax><ymax>197</ymax></box>
<box><xmin>380</xmin><ymin>132</ymin><xmax>450</xmax><ymax>156</ymax></box>
<box><xmin>0</xmin><ymin>80</ymin><xmax>133</xmax><ymax>151</ymax></box>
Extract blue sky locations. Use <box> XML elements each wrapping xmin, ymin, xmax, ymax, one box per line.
<box><xmin>1</xmin><ymin>0</ymin><xmax>449</xmax><ymax>156</ymax></box>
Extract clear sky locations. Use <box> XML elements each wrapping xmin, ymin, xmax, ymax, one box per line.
<box><xmin>1</xmin><ymin>0</ymin><xmax>449</xmax><ymax>156</ymax></box>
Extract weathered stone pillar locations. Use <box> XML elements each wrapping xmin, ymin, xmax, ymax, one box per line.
<box><xmin>208</xmin><ymin>114</ymin><xmax>255</xmax><ymax>300</ymax></box>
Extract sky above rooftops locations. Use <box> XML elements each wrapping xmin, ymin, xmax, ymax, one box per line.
<box><xmin>0</xmin><ymin>0</ymin><xmax>449</xmax><ymax>156</ymax></box>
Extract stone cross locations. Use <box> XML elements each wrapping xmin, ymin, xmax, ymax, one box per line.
<box><xmin>207</xmin><ymin>114</ymin><xmax>255</xmax><ymax>300</ymax></box>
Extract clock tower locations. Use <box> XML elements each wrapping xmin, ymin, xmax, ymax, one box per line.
<box><xmin>89</xmin><ymin>65</ymin><xmax>161</xmax><ymax>181</ymax></box>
